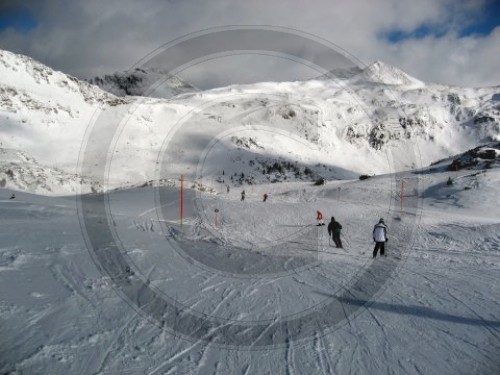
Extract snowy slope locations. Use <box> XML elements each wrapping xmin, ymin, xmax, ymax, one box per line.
<box><xmin>1</xmin><ymin>163</ymin><xmax>499</xmax><ymax>374</ymax></box>
<box><xmin>0</xmin><ymin>49</ymin><xmax>129</xmax><ymax>193</ymax></box>
<box><xmin>0</xmin><ymin>148</ymin><xmax>101</xmax><ymax>195</ymax></box>
<box><xmin>355</xmin><ymin>60</ymin><xmax>424</xmax><ymax>86</ymax></box>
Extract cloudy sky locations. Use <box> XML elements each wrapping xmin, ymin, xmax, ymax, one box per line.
<box><xmin>0</xmin><ymin>0</ymin><xmax>499</xmax><ymax>88</ymax></box>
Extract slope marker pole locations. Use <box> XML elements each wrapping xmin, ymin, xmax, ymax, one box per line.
<box><xmin>180</xmin><ymin>174</ymin><xmax>184</xmax><ymax>227</ymax></box>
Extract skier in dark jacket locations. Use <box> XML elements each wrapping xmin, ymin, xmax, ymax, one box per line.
<box><xmin>241</xmin><ymin>190</ymin><xmax>245</xmax><ymax>201</ymax></box>
<box><xmin>372</xmin><ymin>218</ymin><xmax>388</xmax><ymax>258</ymax></box>
<box><xmin>327</xmin><ymin>216</ymin><xmax>343</xmax><ymax>248</ymax></box>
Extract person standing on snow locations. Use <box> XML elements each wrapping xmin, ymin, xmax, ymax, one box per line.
<box><xmin>372</xmin><ymin>218</ymin><xmax>388</xmax><ymax>258</ymax></box>
<box><xmin>316</xmin><ymin>210</ymin><xmax>325</xmax><ymax>226</ymax></box>
<box><xmin>241</xmin><ymin>190</ymin><xmax>245</xmax><ymax>201</ymax></box>
<box><xmin>263</xmin><ymin>193</ymin><xmax>268</xmax><ymax>202</ymax></box>
<box><xmin>327</xmin><ymin>217</ymin><xmax>343</xmax><ymax>248</ymax></box>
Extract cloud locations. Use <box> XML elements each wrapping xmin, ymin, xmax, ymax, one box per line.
<box><xmin>0</xmin><ymin>0</ymin><xmax>498</xmax><ymax>87</ymax></box>
<box><xmin>376</xmin><ymin>27</ymin><xmax>500</xmax><ymax>87</ymax></box>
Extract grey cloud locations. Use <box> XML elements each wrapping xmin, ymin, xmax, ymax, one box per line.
<box><xmin>0</xmin><ymin>0</ymin><xmax>498</xmax><ymax>87</ymax></box>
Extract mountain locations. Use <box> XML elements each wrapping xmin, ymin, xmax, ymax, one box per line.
<box><xmin>86</xmin><ymin>68</ymin><xmax>198</xmax><ymax>98</ymax></box>
<box><xmin>357</xmin><ymin>61</ymin><xmax>424</xmax><ymax>86</ymax></box>
<box><xmin>0</xmin><ymin>49</ymin><xmax>499</xmax><ymax>195</ymax></box>
<box><xmin>315</xmin><ymin>61</ymin><xmax>421</xmax><ymax>85</ymax></box>
<box><xmin>0</xmin><ymin>49</ymin><xmax>134</xmax><ymax>194</ymax></box>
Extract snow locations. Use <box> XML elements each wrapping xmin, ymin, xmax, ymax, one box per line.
<box><xmin>1</xmin><ymin>48</ymin><xmax>500</xmax><ymax>374</ymax></box>
<box><xmin>1</xmin><ymin>165</ymin><xmax>500</xmax><ymax>374</ymax></box>
<box><xmin>355</xmin><ymin>60</ymin><xmax>424</xmax><ymax>87</ymax></box>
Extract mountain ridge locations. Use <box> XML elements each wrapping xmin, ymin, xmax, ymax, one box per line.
<box><xmin>86</xmin><ymin>67</ymin><xmax>199</xmax><ymax>98</ymax></box>
<box><xmin>0</xmin><ymin>48</ymin><xmax>499</xmax><ymax>195</ymax></box>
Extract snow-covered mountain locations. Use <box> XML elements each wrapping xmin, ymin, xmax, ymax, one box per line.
<box><xmin>0</xmin><ymin>51</ymin><xmax>126</xmax><ymax>155</ymax></box>
<box><xmin>356</xmin><ymin>60</ymin><xmax>424</xmax><ymax>86</ymax></box>
<box><xmin>1</xmin><ymin>48</ymin><xmax>499</xmax><ymax>195</ymax></box>
<box><xmin>86</xmin><ymin>68</ymin><xmax>198</xmax><ymax>98</ymax></box>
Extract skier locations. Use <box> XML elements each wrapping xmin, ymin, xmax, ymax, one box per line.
<box><xmin>447</xmin><ymin>176</ymin><xmax>453</xmax><ymax>186</ymax></box>
<box><xmin>226</xmin><ymin>185</ymin><xmax>230</xmax><ymax>193</ymax></box>
<box><xmin>372</xmin><ymin>218</ymin><xmax>388</xmax><ymax>258</ymax></box>
<box><xmin>241</xmin><ymin>190</ymin><xmax>245</xmax><ymax>201</ymax></box>
<box><xmin>327</xmin><ymin>216</ymin><xmax>343</xmax><ymax>248</ymax></box>
<box><xmin>316</xmin><ymin>210</ymin><xmax>325</xmax><ymax>226</ymax></box>
<box><xmin>9</xmin><ymin>193</ymin><xmax>15</xmax><ymax>200</ymax></box>
<box><xmin>263</xmin><ymin>193</ymin><xmax>268</xmax><ymax>202</ymax></box>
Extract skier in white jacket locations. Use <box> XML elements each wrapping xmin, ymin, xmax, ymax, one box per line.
<box><xmin>372</xmin><ymin>218</ymin><xmax>388</xmax><ymax>258</ymax></box>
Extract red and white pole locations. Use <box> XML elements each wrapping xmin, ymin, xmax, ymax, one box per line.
<box><xmin>180</xmin><ymin>174</ymin><xmax>184</xmax><ymax>226</ymax></box>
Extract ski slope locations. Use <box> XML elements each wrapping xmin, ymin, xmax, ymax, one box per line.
<box><xmin>1</xmin><ymin>164</ymin><xmax>499</xmax><ymax>374</ymax></box>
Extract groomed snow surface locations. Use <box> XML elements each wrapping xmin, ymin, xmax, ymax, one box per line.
<box><xmin>1</xmin><ymin>166</ymin><xmax>500</xmax><ymax>374</ymax></box>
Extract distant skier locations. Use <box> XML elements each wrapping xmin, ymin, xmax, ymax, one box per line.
<box><xmin>372</xmin><ymin>218</ymin><xmax>388</xmax><ymax>258</ymax></box>
<box><xmin>9</xmin><ymin>193</ymin><xmax>15</xmax><ymax>200</ymax></box>
<box><xmin>226</xmin><ymin>185</ymin><xmax>230</xmax><ymax>193</ymax></box>
<box><xmin>327</xmin><ymin>216</ymin><xmax>343</xmax><ymax>248</ymax></box>
<box><xmin>263</xmin><ymin>193</ymin><xmax>268</xmax><ymax>202</ymax></box>
<box><xmin>316</xmin><ymin>210</ymin><xmax>325</xmax><ymax>226</ymax></box>
<box><xmin>241</xmin><ymin>190</ymin><xmax>245</xmax><ymax>201</ymax></box>
<box><xmin>447</xmin><ymin>176</ymin><xmax>453</xmax><ymax>186</ymax></box>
